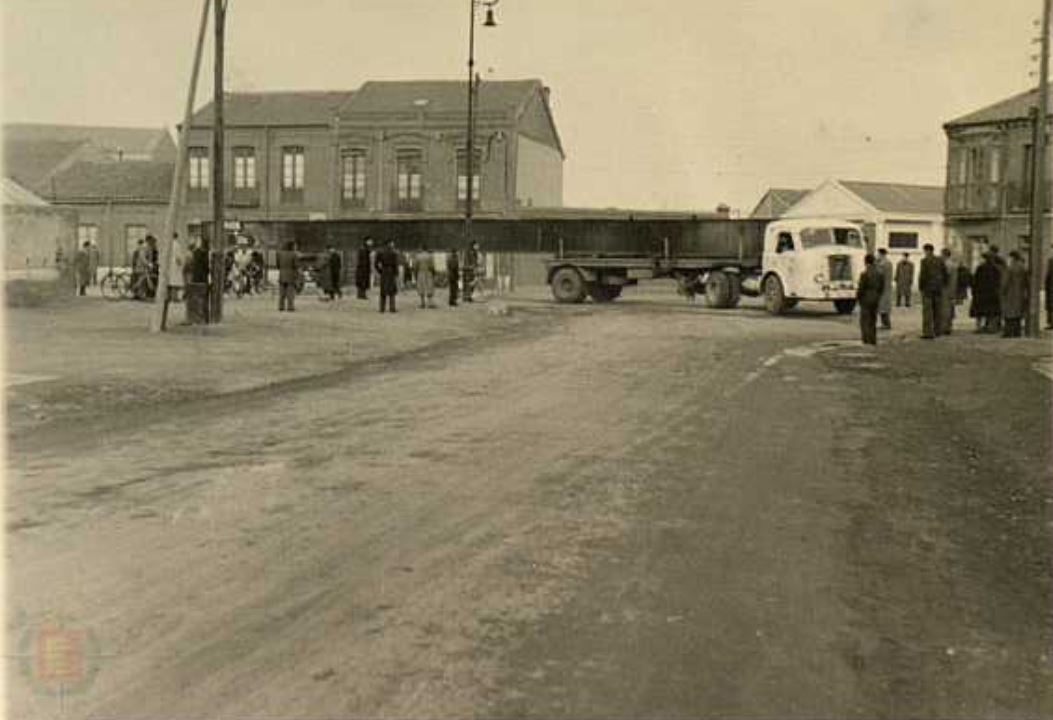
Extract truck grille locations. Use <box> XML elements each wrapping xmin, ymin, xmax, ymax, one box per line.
<box><xmin>828</xmin><ymin>255</ymin><xmax>853</xmax><ymax>282</ymax></box>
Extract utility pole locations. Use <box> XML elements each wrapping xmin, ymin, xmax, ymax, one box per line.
<box><xmin>150</xmin><ymin>0</ymin><xmax>211</xmax><ymax>332</ymax></box>
<box><xmin>1028</xmin><ymin>0</ymin><xmax>1050</xmax><ymax>337</ymax></box>
<box><xmin>209</xmin><ymin>0</ymin><xmax>227</xmax><ymax>323</ymax></box>
<box><xmin>465</xmin><ymin>0</ymin><xmax>477</xmax><ymax>253</ymax></box>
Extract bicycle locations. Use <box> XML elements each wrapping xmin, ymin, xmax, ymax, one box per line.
<box><xmin>99</xmin><ymin>268</ymin><xmax>131</xmax><ymax>300</ymax></box>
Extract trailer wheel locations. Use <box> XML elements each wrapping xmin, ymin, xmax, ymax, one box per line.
<box><xmin>834</xmin><ymin>299</ymin><xmax>856</xmax><ymax>315</ymax></box>
<box><xmin>703</xmin><ymin>268</ymin><xmax>737</xmax><ymax>305</ymax></box>
<box><xmin>763</xmin><ymin>274</ymin><xmax>787</xmax><ymax>314</ymax></box>
<box><xmin>551</xmin><ymin>267</ymin><xmax>587</xmax><ymax>304</ymax></box>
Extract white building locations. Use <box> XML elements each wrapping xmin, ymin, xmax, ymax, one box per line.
<box><xmin>781</xmin><ymin>179</ymin><xmax>945</xmax><ymax>262</ymax></box>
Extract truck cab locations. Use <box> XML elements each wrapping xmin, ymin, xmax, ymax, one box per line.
<box><xmin>757</xmin><ymin>218</ymin><xmax>866</xmax><ymax>315</ymax></box>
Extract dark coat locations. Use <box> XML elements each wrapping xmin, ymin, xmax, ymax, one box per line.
<box><xmin>374</xmin><ymin>246</ymin><xmax>400</xmax><ymax>295</ymax></box>
<box><xmin>276</xmin><ymin>250</ymin><xmax>299</xmax><ymax>284</ymax></box>
<box><xmin>895</xmin><ymin>259</ymin><xmax>915</xmax><ymax>288</ymax></box>
<box><xmin>1001</xmin><ymin>262</ymin><xmax>1029</xmax><ymax>320</ymax></box>
<box><xmin>856</xmin><ymin>265</ymin><xmax>884</xmax><ymax>308</ymax></box>
<box><xmin>190</xmin><ymin>247</ymin><xmax>210</xmax><ymax>283</ymax></box>
<box><xmin>918</xmin><ymin>255</ymin><xmax>947</xmax><ymax>296</ymax></box>
<box><xmin>355</xmin><ymin>245</ymin><xmax>372</xmax><ymax>288</ymax></box>
<box><xmin>971</xmin><ymin>259</ymin><xmax>1001</xmax><ymax>317</ymax></box>
<box><xmin>447</xmin><ymin>251</ymin><xmax>460</xmax><ymax>283</ymax></box>
<box><xmin>329</xmin><ymin>251</ymin><xmax>343</xmax><ymax>286</ymax></box>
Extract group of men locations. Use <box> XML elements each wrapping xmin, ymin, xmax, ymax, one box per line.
<box><xmin>353</xmin><ymin>237</ymin><xmax>482</xmax><ymax>313</ymax></box>
<box><xmin>856</xmin><ymin>242</ymin><xmax>1049</xmax><ymax>345</ymax></box>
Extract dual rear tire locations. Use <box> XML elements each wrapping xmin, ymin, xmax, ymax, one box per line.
<box><xmin>704</xmin><ymin>270</ymin><xmax>741</xmax><ymax>309</ymax></box>
<box><xmin>551</xmin><ymin>267</ymin><xmax>623</xmax><ymax>303</ymax></box>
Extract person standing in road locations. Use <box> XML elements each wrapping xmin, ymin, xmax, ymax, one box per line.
<box><xmin>447</xmin><ymin>246</ymin><xmax>460</xmax><ymax>307</ymax></box>
<box><xmin>276</xmin><ymin>241</ymin><xmax>299</xmax><ymax>312</ymax></box>
<box><xmin>374</xmin><ymin>239</ymin><xmax>400</xmax><ymax>313</ymax></box>
<box><xmin>73</xmin><ymin>241</ymin><xmax>90</xmax><ymax>296</ymax></box>
<box><xmin>939</xmin><ymin>248</ymin><xmax>960</xmax><ymax>335</ymax></box>
<box><xmin>894</xmin><ymin>252</ymin><xmax>914</xmax><ymax>308</ymax></box>
<box><xmin>463</xmin><ymin>240</ymin><xmax>481</xmax><ymax>302</ymax></box>
<box><xmin>988</xmin><ymin>245</ymin><xmax>1007</xmax><ymax>333</ymax></box>
<box><xmin>970</xmin><ymin>251</ymin><xmax>1001</xmax><ymax>333</ymax></box>
<box><xmin>918</xmin><ymin>243</ymin><xmax>947</xmax><ymax>339</ymax></box>
<box><xmin>413</xmin><ymin>243</ymin><xmax>437</xmax><ymax>309</ymax></box>
<box><xmin>327</xmin><ymin>246</ymin><xmax>343</xmax><ymax>300</ymax></box>
<box><xmin>1000</xmin><ymin>250</ymin><xmax>1029</xmax><ymax>338</ymax></box>
<box><xmin>355</xmin><ymin>237</ymin><xmax>374</xmax><ymax>300</ymax></box>
<box><xmin>856</xmin><ymin>254</ymin><xmax>883</xmax><ymax>345</ymax></box>
<box><xmin>87</xmin><ymin>240</ymin><xmax>101</xmax><ymax>286</ymax></box>
<box><xmin>876</xmin><ymin>247</ymin><xmax>893</xmax><ymax>329</ymax></box>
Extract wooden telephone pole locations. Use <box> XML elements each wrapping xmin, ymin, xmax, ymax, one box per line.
<box><xmin>1028</xmin><ymin>0</ymin><xmax>1051</xmax><ymax>336</ymax></box>
<box><xmin>208</xmin><ymin>0</ymin><xmax>228</xmax><ymax>323</ymax></box>
<box><xmin>149</xmin><ymin>0</ymin><xmax>211</xmax><ymax>332</ymax></box>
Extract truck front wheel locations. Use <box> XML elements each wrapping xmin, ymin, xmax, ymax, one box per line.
<box><xmin>551</xmin><ymin>267</ymin><xmax>587</xmax><ymax>304</ymax></box>
<box><xmin>763</xmin><ymin>274</ymin><xmax>787</xmax><ymax>315</ymax></box>
<box><xmin>834</xmin><ymin>299</ymin><xmax>856</xmax><ymax>315</ymax></box>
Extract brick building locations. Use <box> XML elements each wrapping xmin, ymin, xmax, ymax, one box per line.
<box><xmin>3</xmin><ymin>124</ymin><xmax>176</xmax><ymax>267</ymax></box>
<box><xmin>180</xmin><ymin>79</ymin><xmax>564</xmax><ymax>244</ymax></box>
<box><xmin>943</xmin><ymin>84</ymin><xmax>1051</xmax><ymax>265</ymax></box>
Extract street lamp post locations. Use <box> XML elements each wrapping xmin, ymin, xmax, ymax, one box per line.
<box><xmin>465</xmin><ymin>0</ymin><xmax>498</xmax><ymax>251</ymax></box>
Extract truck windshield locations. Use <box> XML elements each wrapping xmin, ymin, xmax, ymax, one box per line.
<box><xmin>800</xmin><ymin>227</ymin><xmax>862</xmax><ymax>249</ymax></box>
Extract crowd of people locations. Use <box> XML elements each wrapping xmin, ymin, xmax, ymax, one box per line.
<box><xmin>856</xmin><ymin>243</ymin><xmax>1053</xmax><ymax>345</ymax></box>
<box><xmin>274</xmin><ymin>235</ymin><xmax>483</xmax><ymax>314</ymax></box>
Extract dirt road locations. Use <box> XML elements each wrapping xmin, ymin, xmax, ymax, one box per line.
<box><xmin>7</xmin><ymin>299</ymin><xmax>1052</xmax><ymax>718</ymax></box>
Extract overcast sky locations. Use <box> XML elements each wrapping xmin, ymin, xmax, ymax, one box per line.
<box><xmin>0</xmin><ymin>0</ymin><xmax>1044</xmax><ymax>212</ymax></box>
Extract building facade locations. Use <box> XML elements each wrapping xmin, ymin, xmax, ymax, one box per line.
<box><xmin>3</xmin><ymin>124</ymin><xmax>176</xmax><ymax>267</ymax></box>
<box><xmin>179</xmin><ymin>80</ymin><xmax>565</xmax><ymax>244</ymax></box>
<box><xmin>781</xmin><ymin>179</ymin><xmax>946</xmax><ymax>284</ymax></box>
<box><xmin>943</xmin><ymin>84</ymin><xmax>1051</xmax><ymax>265</ymax></box>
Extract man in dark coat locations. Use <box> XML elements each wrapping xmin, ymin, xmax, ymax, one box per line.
<box><xmin>918</xmin><ymin>243</ymin><xmax>947</xmax><ymax>339</ymax></box>
<box><xmin>326</xmin><ymin>245</ymin><xmax>343</xmax><ymax>300</ymax></box>
<box><xmin>463</xmin><ymin>241</ymin><xmax>480</xmax><ymax>302</ymax></box>
<box><xmin>355</xmin><ymin>237</ymin><xmax>374</xmax><ymax>300</ymax></box>
<box><xmin>894</xmin><ymin>253</ymin><xmax>915</xmax><ymax>307</ymax></box>
<box><xmin>1001</xmin><ymin>251</ymin><xmax>1029</xmax><ymax>338</ymax></box>
<box><xmin>856</xmin><ymin>253</ymin><xmax>883</xmax><ymax>345</ymax></box>
<box><xmin>988</xmin><ymin>245</ymin><xmax>1007</xmax><ymax>332</ymax></box>
<box><xmin>276</xmin><ymin>241</ymin><xmax>299</xmax><ymax>312</ymax></box>
<box><xmin>971</xmin><ymin>252</ymin><xmax>1001</xmax><ymax>333</ymax></box>
<box><xmin>447</xmin><ymin>247</ymin><xmax>460</xmax><ymax>307</ymax></box>
<box><xmin>73</xmin><ymin>241</ymin><xmax>91</xmax><ymax>296</ymax></box>
<box><xmin>374</xmin><ymin>239</ymin><xmax>400</xmax><ymax>313</ymax></box>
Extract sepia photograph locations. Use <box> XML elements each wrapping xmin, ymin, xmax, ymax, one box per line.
<box><xmin>2</xmin><ymin>0</ymin><xmax>1052</xmax><ymax>717</ymax></box>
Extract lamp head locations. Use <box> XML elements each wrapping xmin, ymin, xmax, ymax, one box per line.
<box><xmin>483</xmin><ymin>6</ymin><xmax>497</xmax><ymax>26</ymax></box>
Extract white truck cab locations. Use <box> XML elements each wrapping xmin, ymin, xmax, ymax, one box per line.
<box><xmin>756</xmin><ymin>218</ymin><xmax>866</xmax><ymax>315</ymax></box>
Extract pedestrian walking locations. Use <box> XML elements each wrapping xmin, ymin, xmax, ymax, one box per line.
<box><xmin>918</xmin><ymin>243</ymin><xmax>947</xmax><ymax>339</ymax></box>
<box><xmin>374</xmin><ymin>239</ymin><xmax>400</xmax><ymax>313</ymax></box>
<box><xmin>413</xmin><ymin>244</ymin><xmax>437</xmax><ymax>309</ymax></box>
<box><xmin>447</xmin><ymin>247</ymin><xmax>460</xmax><ymax>307</ymax></box>
<box><xmin>463</xmin><ymin>240</ymin><xmax>481</xmax><ymax>302</ymax></box>
<box><xmin>276</xmin><ymin>240</ymin><xmax>299</xmax><ymax>312</ymax></box>
<box><xmin>876</xmin><ymin>247</ymin><xmax>893</xmax><ymax>329</ymax></box>
<box><xmin>1000</xmin><ymin>251</ymin><xmax>1029</xmax><ymax>338</ymax></box>
<box><xmin>970</xmin><ymin>251</ymin><xmax>1001</xmax><ymax>333</ymax></box>
<box><xmin>856</xmin><ymin>254</ymin><xmax>883</xmax><ymax>345</ymax></box>
<box><xmin>327</xmin><ymin>246</ymin><xmax>343</xmax><ymax>300</ymax></box>
<box><xmin>355</xmin><ymin>237</ymin><xmax>374</xmax><ymax>300</ymax></box>
<box><xmin>87</xmin><ymin>240</ymin><xmax>101</xmax><ymax>286</ymax></box>
<box><xmin>939</xmin><ymin>248</ymin><xmax>959</xmax><ymax>335</ymax></box>
<box><xmin>895</xmin><ymin>253</ymin><xmax>914</xmax><ymax>307</ymax></box>
<box><xmin>73</xmin><ymin>241</ymin><xmax>90</xmax><ymax>296</ymax></box>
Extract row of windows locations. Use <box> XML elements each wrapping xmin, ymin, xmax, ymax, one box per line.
<box><xmin>949</xmin><ymin>143</ymin><xmax>1037</xmax><ymax>189</ymax></box>
<box><xmin>187</xmin><ymin>146</ymin><xmax>482</xmax><ymax>209</ymax></box>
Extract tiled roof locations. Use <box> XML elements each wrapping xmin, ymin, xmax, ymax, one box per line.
<box><xmin>840</xmin><ymin>180</ymin><xmax>944</xmax><ymax>214</ymax></box>
<box><xmin>45</xmin><ymin>160</ymin><xmax>174</xmax><ymax>203</ymax></box>
<box><xmin>2</xmin><ymin>177</ymin><xmax>49</xmax><ymax>206</ymax></box>
<box><xmin>750</xmin><ymin>188</ymin><xmax>808</xmax><ymax>218</ymax></box>
<box><xmin>190</xmin><ymin>91</ymin><xmax>357</xmax><ymax>127</ymax></box>
<box><xmin>3</xmin><ymin>123</ymin><xmax>171</xmax><ymax>157</ymax></box>
<box><xmin>3</xmin><ymin>138</ymin><xmax>86</xmax><ymax>189</ymax></box>
<box><xmin>343</xmin><ymin>79</ymin><xmax>540</xmax><ymax>117</ymax></box>
<box><xmin>945</xmin><ymin>84</ymin><xmax>1052</xmax><ymax>127</ymax></box>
